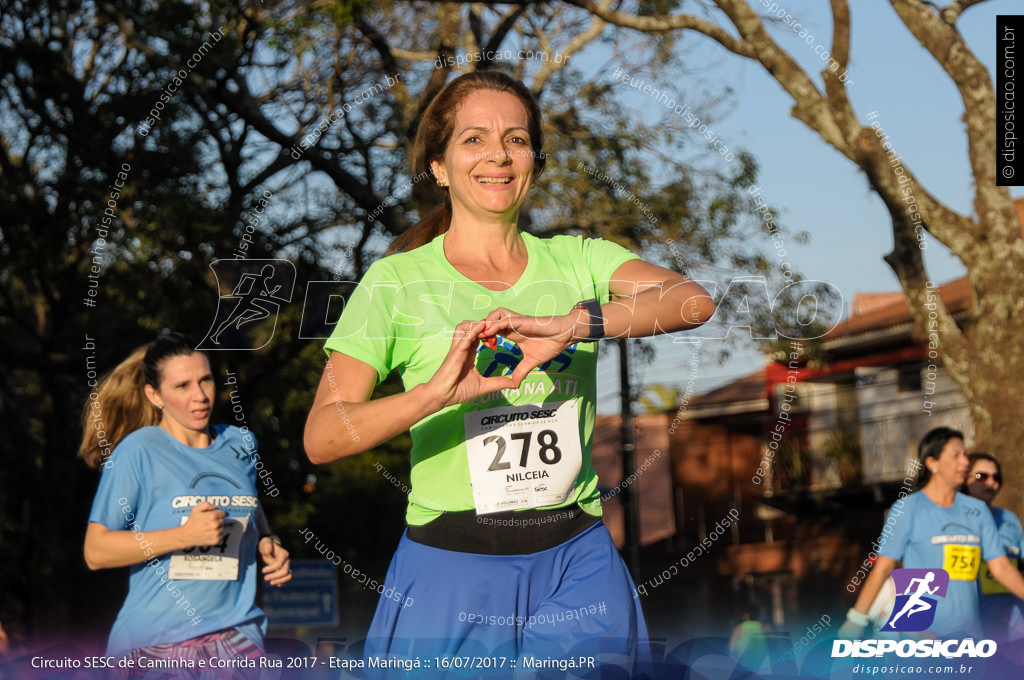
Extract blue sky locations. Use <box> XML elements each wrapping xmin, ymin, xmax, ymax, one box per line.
<box><xmin>594</xmin><ymin>0</ymin><xmax>1023</xmax><ymax>413</ymax></box>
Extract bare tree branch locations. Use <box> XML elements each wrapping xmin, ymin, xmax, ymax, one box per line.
<box><xmin>941</xmin><ymin>0</ymin><xmax>988</xmax><ymax>24</ymax></box>
<box><xmin>561</xmin><ymin>0</ymin><xmax>758</xmax><ymax>57</ymax></box>
<box><xmin>823</xmin><ymin>0</ymin><xmax>855</xmax><ymax>135</ymax></box>
<box><xmin>889</xmin><ymin>0</ymin><xmax>1007</xmax><ymax>246</ymax></box>
<box><xmin>483</xmin><ymin>5</ymin><xmax>529</xmax><ymax>55</ymax></box>
<box><xmin>355</xmin><ymin>19</ymin><xmax>416</xmax><ymax>115</ymax></box>
<box><xmin>356</xmin><ymin>19</ymin><xmax>401</xmax><ymax>77</ymax></box>
<box><xmin>531</xmin><ymin>5</ymin><xmax>604</xmax><ymax>91</ymax></box>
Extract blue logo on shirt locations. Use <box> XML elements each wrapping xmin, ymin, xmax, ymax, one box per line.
<box><xmin>881</xmin><ymin>568</ymin><xmax>950</xmax><ymax>632</ymax></box>
<box><xmin>478</xmin><ymin>336</ymin><xmax>577</xmax><ymax>377</ymax></box>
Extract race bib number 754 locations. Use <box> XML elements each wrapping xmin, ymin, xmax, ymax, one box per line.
<box><xmin>942</xmin><ymin>544</ymin><xmax>981</xmax><ymax>581</ymax></box>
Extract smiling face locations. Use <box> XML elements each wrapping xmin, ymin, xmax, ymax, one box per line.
<box><xmin>966</xmin><ymin>457</ymin><xmax>1002</xmax><ymax>505</ymax></box>
<box><xmin>144</xmin><ymin>352</ymin><xmax>215</xmax><ymax>443</ymax></box>
<box><xmin>430</xmin><ymin>90</ymin><xmax>536</xmax><ymax>224</ymax></box>
<box><xmin>925</xmin><ymin>437</ymin><xmax>969</xmax><ymax>490</ymax></box>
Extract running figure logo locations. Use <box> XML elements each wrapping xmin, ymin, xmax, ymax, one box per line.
<box><xmin>881</xmin><ymin>568</ymin><xmax>950</xmax><ymax>632</ymax></box>
<box><xmin>198</xmin><ymin>259</ymin><xmax>295</xmax><ymax>350</ymax></box>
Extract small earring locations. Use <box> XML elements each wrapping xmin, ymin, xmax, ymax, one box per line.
<box><xmin>530</xmin><ymin>182</ymin><xmax>536</xmax><ymax>188</ymax></box>
<box><xmin>437</xmin><ymin>178</ymin><xmax>448</xmax><ymax>187</ymax></box>
<box><xmin>930</xmin><ymin>468</ymin><xmax>937</xmax><ymax>474</ymax></box>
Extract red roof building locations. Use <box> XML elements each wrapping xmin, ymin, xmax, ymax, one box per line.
<box><xmin>589</xmin><ymin>198</ymin><xmax>1024</xmax><ymax>633</ymax></box>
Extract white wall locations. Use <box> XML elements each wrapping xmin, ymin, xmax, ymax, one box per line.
<box><xmin>855</xmin><ymin>366</ymin><xmax>971</xmax><ymax>483</ymax></box>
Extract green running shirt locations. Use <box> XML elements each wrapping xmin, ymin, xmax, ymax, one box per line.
<box><xmin>325</xmin><ymin>231</ymin><xmax>640</xmax><ymax>526</ymax></box>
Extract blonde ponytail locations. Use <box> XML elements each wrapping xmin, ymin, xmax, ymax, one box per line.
<box><xmin>78</xmin><ymin>346</ymin><xmax>161</xmax><ymax>469</ymax></box>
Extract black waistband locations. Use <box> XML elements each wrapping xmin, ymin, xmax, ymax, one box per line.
<box><xmin>406</xmin><ymin>506</ymin><xmax>602</xmax><ymax>555</ymax></box>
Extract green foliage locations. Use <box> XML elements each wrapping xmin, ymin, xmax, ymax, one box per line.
<box><xmin>775</xmin><ymin>440</ymin><xmax>812</xmax><ymax>491</ymax></box>
<box><xmin>637</xmin><ymin>384</ymin><xmax>683</xmax><ymax>414</ymax></box>
<box><xmin>819</xmin><ymin>430</ymin><xmax>862</xmax><ymax>468</ymax></box>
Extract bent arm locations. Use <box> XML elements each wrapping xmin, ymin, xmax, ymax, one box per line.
<box><xmin>84</xmin><ymin>521</ymin><xmax>190</xmax><ymax>570</ymax></box>
<box><xmin>304</xmin><ymin>352</ymin><xmax>443</xmax><ymax>464</ymax></box>
<box><xmin>837</xmin><ymin>554</ymin><xmax>898</xmax><ymax>637</ymax></box>
<box><xmin>988</xmin><ymin>555</ymin><xmax>1024</xmax><ymax>600</ymax></box>
<box><xmin>84</xmin><ymin>500</ymin><xmax>225</xmax><ymax>570</ymax></box>
<box><xmin>850</xmin><ymin>555</ymin><xmax>898</xmax><ymax>616</ymax></box>
<box><xmin>598</xmin><ymin>260</ymin><xmax>715</xmax><ymax>339</ymax></box>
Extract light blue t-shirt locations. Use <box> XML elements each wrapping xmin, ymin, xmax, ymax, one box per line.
<box><xmin>879</xmin><ymin>490</ymin><xmax>1002</xmax><ymax>638</ymax></box>
<box><xmin>88</xmin><ymin>425</ymin><xmax>266</xmax><ymax>657</ymax></box>
<box><xmin>977</xmin><ymin>507</ymin><xmax>1024</xmax><ymax>642</ymax></box>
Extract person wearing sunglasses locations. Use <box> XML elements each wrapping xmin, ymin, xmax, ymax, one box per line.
<box><xmin>963</xmin><ymin>452</ymin><xmax>1024</xmax><ymax>643</ymax></box>
<box><xmin>838</xmin><ymin>428</ymin><xmax>1024</xmax><ymax>640</ymax></box>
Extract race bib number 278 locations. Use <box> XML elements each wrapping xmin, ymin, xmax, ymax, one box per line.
<box><xmin>465</xmin><ymin>400</ymin><xmax>583</xmax><ymax>515</ymax></box>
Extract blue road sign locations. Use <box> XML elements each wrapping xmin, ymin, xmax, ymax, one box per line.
<box><xmin>262</xmin><ymin>559</ymin><xmax>338</xmax><ymax>627</ymax></box>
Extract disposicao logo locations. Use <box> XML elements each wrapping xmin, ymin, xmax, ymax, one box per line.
<box><xmin>832</xmin><ymin>568</ymin><xmax>997</xmax><ymax>659</ymax></box>
<box><xmin>882</xmin><ymin>568</ymin><xmax>948</xmax><ymax>632</ymax></box>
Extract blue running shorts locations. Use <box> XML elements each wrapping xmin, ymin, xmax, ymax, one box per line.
<box><xmin>361</xmin><ymin>521</ymin><xmax>653</xmax><ymax>679</ymax></box>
